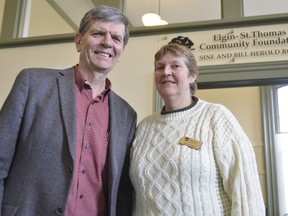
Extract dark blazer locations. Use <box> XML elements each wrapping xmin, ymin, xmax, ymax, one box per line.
<box><xmin>0</xmin><ymin>67</ymin><xmax>137</xmax><ymax>216</ymax></box>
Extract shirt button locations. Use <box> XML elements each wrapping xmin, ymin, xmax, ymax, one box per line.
<box><xmin>82</xmin><ymin>169</ymin><xmax>86</xmax><ymax>174</ymax></box>
<box><xmin>86</xmin><ymin>144</ymin><xmax>90</xmax><ymax>149</ymax></box>
<box><xmin>56</xmin><ymin>208</ymin><xmax>63</xmax><ymax>215</ymax></box>
<box><xmin>80</xmin><ymin>194</ymin><xmax>84</xmax><ymax>199</ymax></box>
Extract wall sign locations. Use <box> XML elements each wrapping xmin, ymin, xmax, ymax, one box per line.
<box><xmin>160</xmin><ymin>23</ymin><xmax>288</xmax><ymax>66</ymax></box>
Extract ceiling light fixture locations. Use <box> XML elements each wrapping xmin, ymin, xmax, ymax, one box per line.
<box><xmin>142</xmin><ymin>13</ymin><xmax>168</xmax><ymax>26</ymax></box>
<box><xmin>142</xmin><ymin>0</ymin><xmax>168</xmax><ymax>26</ymax></box>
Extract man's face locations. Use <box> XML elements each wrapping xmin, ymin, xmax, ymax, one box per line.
<box><xmin>75</xmin><ymin>21</ymin><xmax>126</xmax><ymax>74</ymax></box>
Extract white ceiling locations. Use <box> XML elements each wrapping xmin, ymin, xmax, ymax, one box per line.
<box><xmin>124</xmin><ymin>0</ymin><xmax>221</xmax><ymax>27</ymax></box>
<box><xmin>46</xmin><ymin>0</ymin><xmax>221</xmax><ymax>29</ymax></box>
<box><xmin>47</xmin><ymin>0</ymin><xmax>288</xmax><ymax>29</ymax></box>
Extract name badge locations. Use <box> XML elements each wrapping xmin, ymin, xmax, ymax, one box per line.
<box><xmin>179</xmin><ymin>136</ymin><xmax>203</xmax><ymax>150</ymax></box>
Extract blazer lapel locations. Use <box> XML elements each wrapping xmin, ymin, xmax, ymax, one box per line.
<box><xmin>108</xmin><ymin>92</ymin><xmax>125</xmax><ymax>182</ymax></box>
<box><xmin>57</xmin><ymin>68</ymin><xmax>77</xmax><ymax>161</ymax></box>
<box><xmin>107</xmin><ymin>92</ymin><xmax>128</xmax><ymax>211</ymax></box>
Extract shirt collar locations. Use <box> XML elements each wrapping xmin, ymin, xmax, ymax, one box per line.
<box><xmin>74</xmin><ymin>65</ymin><xmax>111</xmax><ymax>97</ymax></box>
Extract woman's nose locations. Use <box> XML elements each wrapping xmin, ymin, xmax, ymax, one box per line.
<box><xmin>163</xmin><ymin>67</ymin><xmax>172</xmax><ymax>75</ymax></box>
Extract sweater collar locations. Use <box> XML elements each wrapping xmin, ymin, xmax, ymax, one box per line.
<box><xmin>161</xmin><ymin>96</ymin><xmax>199</xmax><ymax>115</ymax></box>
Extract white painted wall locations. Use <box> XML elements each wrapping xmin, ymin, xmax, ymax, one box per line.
<box><xmin>0</xmin><ymin>35</ymin><xmax>157</xmax><ymax>122</ymax></box>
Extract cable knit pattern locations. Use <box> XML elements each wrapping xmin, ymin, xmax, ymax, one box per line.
<box><xmin>130</xmin><ymin>99</ymin><xmax>265</xmax><ymax>216</ymax></box>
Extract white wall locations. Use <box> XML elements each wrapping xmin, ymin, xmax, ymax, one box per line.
<box><xmin>244</xmin><ymin>0</ymin><xmax>288</xmax><ymax>17</ymax></box>
<box><xmin>0</xmin><ymin>42</ymin><xmax>78</xmax><ymax>108</ymax></box>
<box><xmin>0</xmin><ymin>35</ymin><xmax>158</xmax><ymax>122</ymax></box>
<box><xmin>108</xmin><ymin>35</ymin><xmax>157</xmax><ymax>121</ymax></box>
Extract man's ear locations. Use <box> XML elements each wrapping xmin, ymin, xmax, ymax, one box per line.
<box><xmin>74</xmin><ymin>33</ymin><xmax>82</xmax><ymax>52</ymax></box>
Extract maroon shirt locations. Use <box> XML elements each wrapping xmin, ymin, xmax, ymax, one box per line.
<box><xmin>65</xmin><ymin>66</ymin><xmax>110</xmax><ymax>216</ymax></box>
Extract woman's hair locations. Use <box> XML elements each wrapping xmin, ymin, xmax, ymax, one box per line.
<box><xmin>78</xmin><ymin>5</ymin><xmax>129</xmax><ymax>46</ymax></box>
<box><xmin>154</xmin><ymin>43</ymin><xmax>199</xmax><ymax>95</ymax></box>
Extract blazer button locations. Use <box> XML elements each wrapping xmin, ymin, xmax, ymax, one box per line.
<box><xmin>56</xmin><ymin>207</ymin><xmax>63</xmax><ymax>215</ymax></box>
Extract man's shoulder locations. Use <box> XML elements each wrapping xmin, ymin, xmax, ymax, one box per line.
<box><xmin>13</xmin><ymin>67</ymin><xmax>75</xmax><ymax>90</ymax></box>
<box><xmin>19</xmin><ymin>67</ymin><xmax>73</xmax><ymax>76</ymax></box>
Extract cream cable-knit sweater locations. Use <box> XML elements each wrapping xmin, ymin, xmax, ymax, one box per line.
<box><xmin>130</xmin><ymin>99</ymin><xmax>265</xmax><ymax>216</ymax></box>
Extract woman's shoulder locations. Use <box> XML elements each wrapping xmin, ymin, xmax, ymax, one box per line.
<box><xmin>196</xmin><ymin>98</ymin><xmax>229</xmax><ymax>113</ymax></box>
<box><xmin>137</xmin><ymin>111</ymin><xmax>160</xmax><ymax>127</ymax></box>
<box><xmin>198</xmin><ymin>98</ymin><xmax>232</xmax><ymax>111</ymax></box>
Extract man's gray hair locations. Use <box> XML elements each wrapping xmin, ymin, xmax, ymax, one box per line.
<box><xmin>78</xmin><ymin>5</ymin><xmax>129</xmax><ymax>46</ymax></box>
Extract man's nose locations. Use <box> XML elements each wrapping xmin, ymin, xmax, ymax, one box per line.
<box><xmin>101</xmin><ymin>34</ymin><xmax>112</xmax><ymax>47</ymax></box>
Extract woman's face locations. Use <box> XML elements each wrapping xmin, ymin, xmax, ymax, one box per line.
<box><xmin>154</xmin><ymin>53</ymin><xmax>196</xmax><ymax>101</ymax></box>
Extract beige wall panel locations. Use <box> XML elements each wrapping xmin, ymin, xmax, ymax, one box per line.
<box><xmin>29</xmin><ymin>0</ymin><xmax>74</xmax><ymax>37</ymax></box>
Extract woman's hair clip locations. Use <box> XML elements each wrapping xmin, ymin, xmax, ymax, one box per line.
<box><xmin>168</xmin><ymin>36</ymin><xmax>195</xmax><ymax>50</ymax></box>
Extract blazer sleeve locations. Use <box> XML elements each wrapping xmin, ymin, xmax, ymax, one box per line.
<box><xmin>0</xmin><ymin>70</ymin><xmax>29</xmax><ymax>205</ymax></box>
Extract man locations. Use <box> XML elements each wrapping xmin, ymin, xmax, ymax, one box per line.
<box><xmin>0</xmin><ymin>5</ymin><xmax>136</xmax><ymax>216</ymax></box>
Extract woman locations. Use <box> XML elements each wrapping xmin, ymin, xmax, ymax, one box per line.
<box><xmin>130</xmin><ymin>39</ymin><xmax>265</xmax><ymax>215</ymax></box>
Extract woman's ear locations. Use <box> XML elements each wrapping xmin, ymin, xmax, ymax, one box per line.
<box><xmin>189</xmin><ymin>74</ymin><xmax>197</xmax><ymax>84</ymax></box>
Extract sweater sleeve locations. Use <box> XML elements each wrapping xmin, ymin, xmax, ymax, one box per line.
<box><xmin>212</xmin><ymin>105</ymin><xmax>265</xmax><ymax>216</ymax></box>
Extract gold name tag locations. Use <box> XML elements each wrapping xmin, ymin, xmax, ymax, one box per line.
<box><xmin>179</xmin><ymin>136</ymin><xmax>203</xmax><ymax>150</ymax></box>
